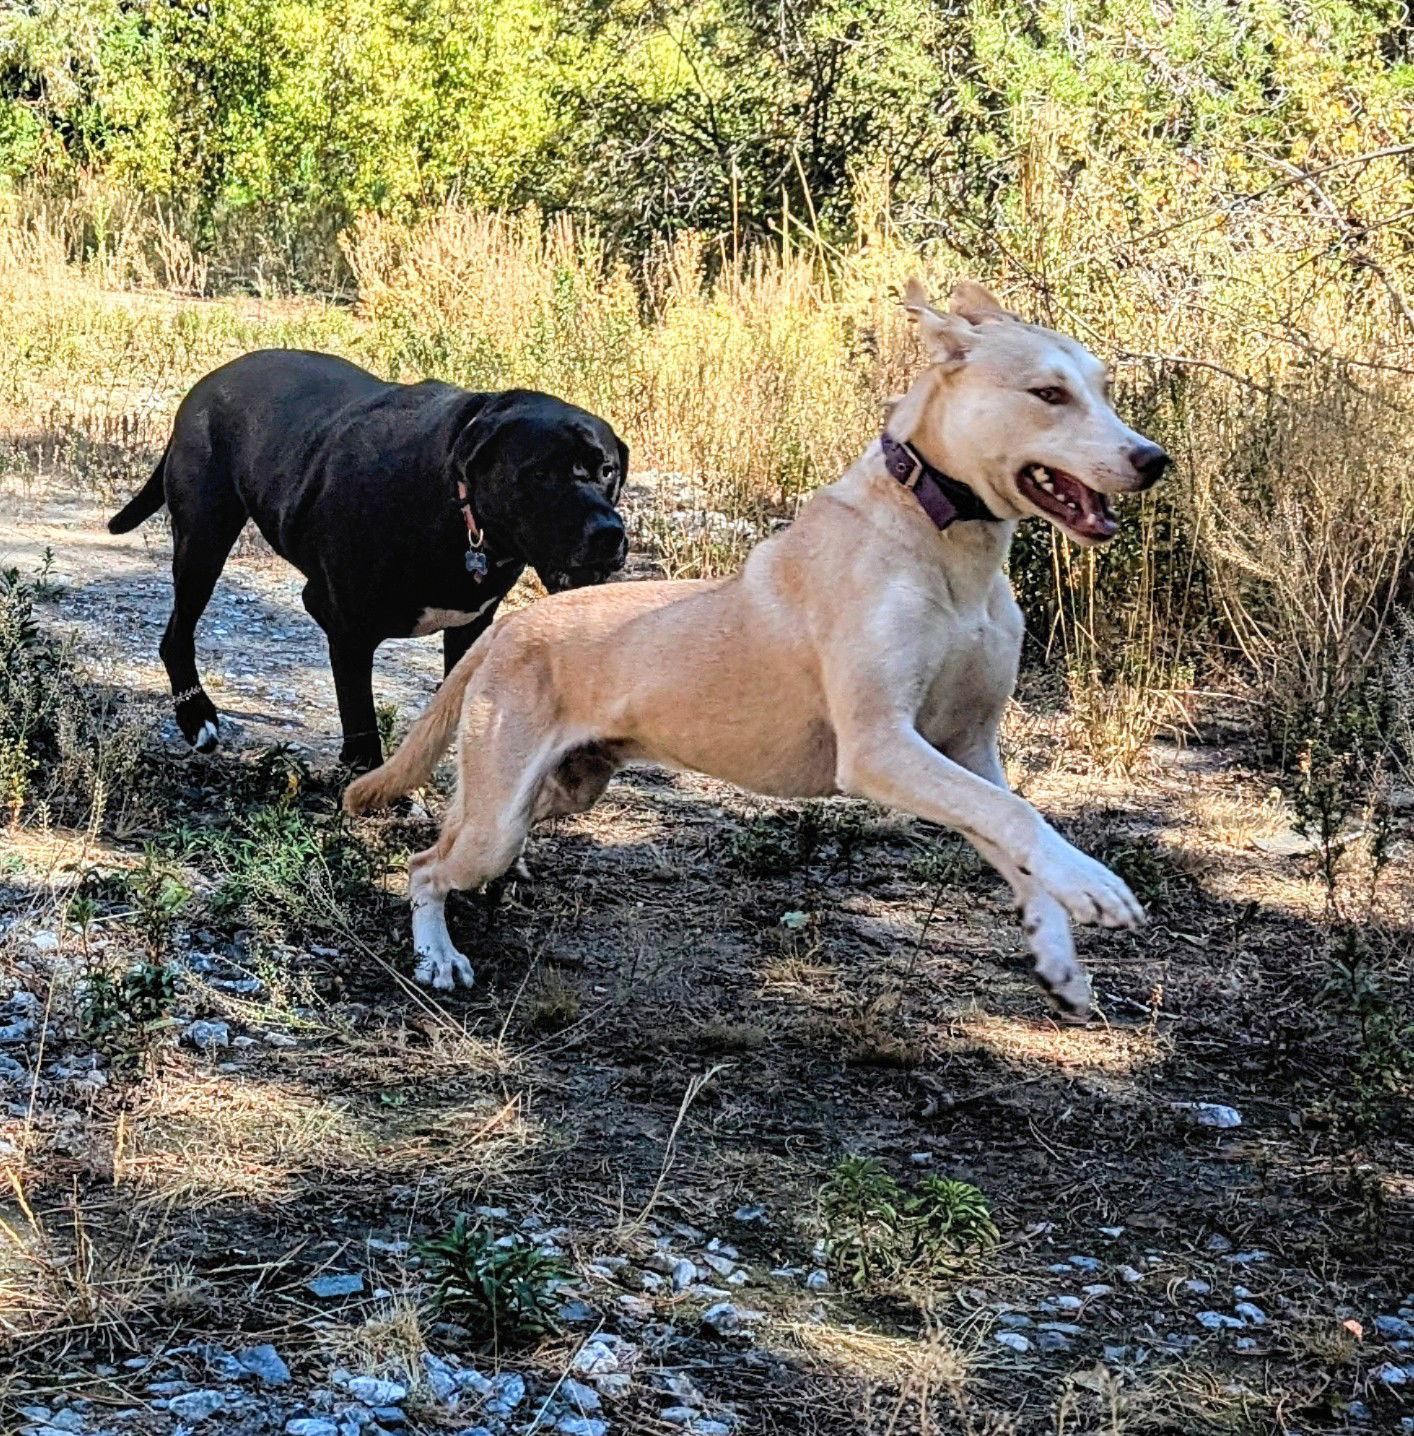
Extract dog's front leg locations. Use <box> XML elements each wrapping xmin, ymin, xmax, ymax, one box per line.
<box><xmin>838</xmin><ymin>725</ymin><xmax>1143</xmax><ymax>934</ymax></box>
<box><xmin>946</xmin><ymin>735</ymin><xmax>1093</xmax><ymax>1017</ymax></box>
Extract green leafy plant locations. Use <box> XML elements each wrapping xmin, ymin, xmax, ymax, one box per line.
<box><xmin>416</xmin><ymin>1217</ymin><xmax>569</xmax><ymax>1344</ymax></box>
<box><xmin>185</xmin><ymin>803</ymin><xmax>373</xmax><ymax>939</ymax></box>
<box><xmin>819</xmin><ymin>1157</ymin><xmax>998</xmax><ymax>1288</ymax></box>
<box><xmin>905</xmin><ymin>1177</ymin><xmax>1000</xmax><ymax>1258</ymax></box>
<box><xmin>818</xmin><ymin>1156</ymin><xmax>907</xmax><ymax>1287</ymax></box>
<box><xmin>81</xmin><ymin>960</ymin><xmax>177</xmax><ymax>1056</ymax></box>
<box><xmin>128</xmin><ymin>846</ymin><xmax>191</xmax><ymax>957</ymax></box>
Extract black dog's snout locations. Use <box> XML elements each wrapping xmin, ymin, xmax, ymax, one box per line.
<box><xmin>1128</xmin><ymin>441</ymin><xmax>1170</xmax><ymax>490</ymax></box>
<box><xmin>582</xmin><ymin>511</ymin><xmax>628</xmax><ymax>568</ymax></box>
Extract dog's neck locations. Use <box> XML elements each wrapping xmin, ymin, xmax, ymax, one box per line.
<box><xmin>878</xmin><ymin>432</ymin><xmax>1000</xmax><ymax>529</ymax></box>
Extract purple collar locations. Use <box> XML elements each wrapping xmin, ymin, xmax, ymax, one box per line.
<box><xmin>879</xmin><ymin>432</ymin><xmax>999</xmax><ymax>529</ymax></box>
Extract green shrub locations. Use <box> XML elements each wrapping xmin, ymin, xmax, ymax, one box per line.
<box><xmin>416</xmin><ymin>1216</ymin><xmax>569</xmax><ymax>1344</ymax></box>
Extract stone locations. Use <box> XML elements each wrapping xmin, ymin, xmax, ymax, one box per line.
<box><xmin>572</xmin><ymin>1341</ymin><xmax>621</xmax><ymax>1377</ymax></box>
<box><xmin>183</xmin><ymin>1020</ymin><xmax>230</xmax><ymax>1049</ymax></box>
<box><xmin>733</xmin><ymin>1204</ymin><xmax>767</xmax><ymax>1222</ymax></box>
<box><xmin>701</xmin><ymin>1252</ymin><xmax>737</xmax><ymax>1279</ymax></box>
<box><xmin>286</xmin><ymin>1422</ymin><xmax>341</xmax><ymax>1436</ymax></box>
<box><xmin>307</xmin><ymin>1273</ymin><xmax>365</xmax><ymax>1298</ymax></box>
<box><xmin>1234</xmin><ymin>1302</ymin><xmax>1266</xmax><ymax>1326</ymax></box>
<box><xmin>1375</xmin><ymin>1363</ymin><xmax>1409</xmax><ymax>1385</ymax></box>
<box><xmin>691</xmin><ymin>1424</ymin><xmax>731</xmax><ymax>1436</ymax></box>
<box><xmin>702</xmin><ymin>1301</ymin><xmax>757</xmax><ymax>1336</ymax></box>
<box><xmin>671</xmin><ymin>1258</ymin><xmax>697</xmax><ymax>1291</ymax></box>
<box><xmin>995</xmin><ymin>1313</ymin><xmax>1033</xmax><ymax>1329</ymax></box>
<box><xmin>1068</xmin><ymin>1255</ymin><xmax>1102</xmax><ymax>1272</ymax></box>
<box><xmin>559</xmin><ymin>1378</ymin><xmax>601</xmax><ymax>1414</ymax></box>
<box><xmin>342</xmin><ymin>1378</ymin><xmax>406</xmax><ymax>1406</ymax></box>
<box><xmin>0</xmin><ymin>1054</ymin><xmax>27</xmax><ymax>1081</ymax></box>
<box><xmin>804</xmin><ymin>1269</ymin><xmax>829</xmax><ymax>1291</ymax></box>
<box><xmin>1377</xmin><ymin>1315</ymin><xmax>1414</xmax><ymax>1341</ymax></box>
<box><xmin>1196</xmin><ymin>1311</ymin><xmax>1244</xmax><ymax>1330</ymax></box>
<box><xmin>994</xmin><ymin>1331</ymin><xmax>1031</xmax><ymax>1353</ymax></box>
<box><xmin>238</xmin><ymin>1344</ymin><xmax>291</xmax><ymax>1386</ymax></box>
<box><xmin>555</xmin><ymin>1420</ymin><xmax>607</xmax><ymax>1436</ymax></box>
<box><xmin>1082</xmin><ymin>1284</ymin><xmax>1113</xmax><ymax>1297</ymax></box>
<box><xmin>1036</xmin><ymin>1330</ymin><xmax>1071</xmax><ymax>1353</ymax></box>
<box><xmin>168</xmin><ymin>1390</ymin><xmax>227</xmax><ymax>1421</ymax></box>
<box><xmin>1183</xmin><ymin>1279</ymin><xmax>1212</xmax><ymax>1295</ymax></box>
<box><xmin>490</xmin><ymin>1372</ymin><xmax>525</xmax><ymax>1408</ymax></box>
<box><xmin>0</xmin><ymin>1019</ymin><xmax>35</xmax><ymax>1043</ymax></box>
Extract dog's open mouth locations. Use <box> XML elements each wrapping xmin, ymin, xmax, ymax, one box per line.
<box><xmin>1017</xmin><ymin>464</ymin><xmax>1118</xmax><ymax>542</ymax></box>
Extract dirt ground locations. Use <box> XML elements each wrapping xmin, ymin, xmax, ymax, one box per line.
<box><xmin>2</xmin><ymin>481</ymin><xmax>1412</xmax><ymax>1435</ymax></box>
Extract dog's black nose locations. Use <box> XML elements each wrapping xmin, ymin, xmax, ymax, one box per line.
<box><xmin>1129</xmin><ymin>441</ymin><xmax>1170</xmax><ymax>489</ymax></box>
<box><xmin>582</xmin><ymin>511</ymin><xmax>627</xmax><ymax>567</ymax></box>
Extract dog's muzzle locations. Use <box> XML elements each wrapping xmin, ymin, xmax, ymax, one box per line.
<box><xmin>1128</xmin><ymin>441</ymin><xmax>1170</xmax><ymax>491</ymax></box>
<box><xmin>542</xmin><ymin>514</ymin><xmax>627</xmax><ymax>592</ymax></box>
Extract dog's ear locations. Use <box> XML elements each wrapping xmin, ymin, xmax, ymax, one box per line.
<box><xmin>612</xmin><ymin>435</ymin><xmax>629</xmax><ymax>503</ymax></box>
<box><xmin>949</xmin><ymin>280</ymin><xmax>1015</xmax><ymax>324</ymax></box>
<box><xmin>448</xmin><ymin>398</ymin><xmax>498</xmax><ymax>478</ymax></box>
<box><xmin>902</xmin><ymin>277</ymin><xmax>974</xmax><ymax>365</ymax></box>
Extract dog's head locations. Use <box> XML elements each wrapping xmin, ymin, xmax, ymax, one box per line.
<box><xmin>454</xmin><ymin>392</ymin><xmax>628</xmax><ymax>591</ymax></box>
<box><xmin>891</xmin><ymin>280</ymin><xmax>1168</xmax><ymax>545</ymax></box>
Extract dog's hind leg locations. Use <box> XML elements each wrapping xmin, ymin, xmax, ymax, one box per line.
<box><xmin>161</xmin><ymin>494</ymin><xmax>247</xmax><ymax>753</ymax></box>
<box><xmin>406</xmin><ymin>805</ymin><xmax>536</xmax><ymax>990</ymax></box>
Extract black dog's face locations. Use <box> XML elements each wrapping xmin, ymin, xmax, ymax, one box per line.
<box><xmin>461</xmin><ymin>397</ymin><xmax>628</xmax><ymax>592</ymax></box>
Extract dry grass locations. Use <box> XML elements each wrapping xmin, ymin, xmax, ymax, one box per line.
<box><xmin>117</xmin><ymin>1075</ymin><xmax>379</xmax><ymax>1208</ymax></box>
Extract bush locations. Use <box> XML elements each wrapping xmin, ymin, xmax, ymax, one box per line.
<box><xmin>416</xmin><ymin>1216</ymin><xmax>569</xmax><ymax>1344</ymax></box>
<box><xmin>819</xmin><ymin>1156</ymin><xmax>998</xmax><ymax>1289</ymax></box>
<box><xmin>0</xmin><ymin>565</ymin><xmax>146</xmax><ymax>829</ymax></box>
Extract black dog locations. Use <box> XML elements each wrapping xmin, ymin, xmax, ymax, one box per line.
<box><xmin>109</xmin><ymin>350</ymin><xmax>628</xmax><ymax>770</ymax></box>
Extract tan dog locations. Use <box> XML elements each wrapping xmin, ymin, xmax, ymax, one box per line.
<box><xmin>346</xmin><ymin>280</ymin><xmax>1169</xmax><ymax>1017</ymax></box>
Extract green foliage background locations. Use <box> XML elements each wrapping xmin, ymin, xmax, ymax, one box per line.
<box><xmin>3</xmin><ymin>1</ymin><xmax>1410</xmax><ymax>265</ymax></box>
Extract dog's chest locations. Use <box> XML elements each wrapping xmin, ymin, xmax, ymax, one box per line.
<box><xmin>410</xmin><ymin>595</ymin><xmax>500</xmax><ymax>637</ymax></box>
<box><xmin>914</xmin><ymin>591</ymin><xmax>1022</xmax><ymax>746</ymax></box>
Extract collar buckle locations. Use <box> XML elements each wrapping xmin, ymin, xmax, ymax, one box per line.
<box><xmin>879</xmin><ymin>432</ymin><xmax>999</xmax><ymax>530</ymax></box>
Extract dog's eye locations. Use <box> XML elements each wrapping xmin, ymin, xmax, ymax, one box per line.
<box><xmin>599</xmin><ymin>462</ymin><xmax>617</xmax><ymax>484</ymax></box>
<box><xmin>1030</xmin><ymin>386</ymin><xmax>1069</xmax><ymax>405</ymax></box>
<box><xmin>571</xmin><ymin>464</ymin><xmax>590</xmax><ymax>481</ymax></box>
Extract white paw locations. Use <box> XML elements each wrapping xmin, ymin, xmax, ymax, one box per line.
<box><xmin>194</xmin><ymin>719</ymin><xmax>219</xmax><ymax>752</ymax></box>
<box><xmin>512</xmin><ymin>855</ymin><xmax>532</xmax><ymax>882</ymax></box>
<box><xmin>1032</xmin><ymin>956</ymin><xmax>1093</xmax><ymax>1020</ymax></box>
<box><xmin>1031</xmin><ymin>831</ymin><xmax>1144</xmax><ymax>929</ymax></box>
<box><xmin>414</xmin><ymin>945</ymin><xmax>476</xmax><ymax>991</ymax></box>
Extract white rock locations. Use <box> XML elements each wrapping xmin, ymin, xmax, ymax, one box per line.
<box><xmin>1172</xmin><ymin>1102</ymin><xmax>1242</xmax><ymax>1129</ymax></box>
<box><xmin>342</xmin><ymin>1377</ymin><xmax>406</xmax><ymax>1405</ymax></box>
<box><xmin>994</xmin><ymin>1331</ymin><xmax>1031</xmax><ymax>1353</ymax></box>
<box><xmin>1196</xmin><ymin>1311</ymin><xmax>1245</xmax><ymax>1330</ymax></box>
<box><xmin>1234</xmin><ymin>1302</ymin><xmax>1266</xmax><ymax>1325</ymax></box>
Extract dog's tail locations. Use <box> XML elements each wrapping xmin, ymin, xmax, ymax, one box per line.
<box><xmin>343</xmin><ymin>636</ymin><xmax>492</xmax><ymax>814</ymax></box>
<box><xmin>108</xmin><ymin>447</ymin><xmax>168</xmax><ymax>533</ymax></box>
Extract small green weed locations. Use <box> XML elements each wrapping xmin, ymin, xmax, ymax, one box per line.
<box><xmin>1102</xmin><ymin>836</ymin><xmax>1177</xmax><ymax>911</ymax></box>
<box><xmin>416</xmin><ymin>1216</ymin><xmax>569</xmax><ymax>1344</ymax></box>
<box><xmin>128</xmin><ymin>846</ymin><xmax>191</xmax><ymax>957</ymax></box>
<box><xmin>727</xmin><ymin>813</ymin><xmax>802</xmax><ymax>876</ymax></box>
<box><xmin>525</xmin><ymin>968</ymin><xmax>581</xmax><ymax>1034</ymax></box>
<box><xmin>81</xmin><ymin>960</ymin><xmax>177</xmax><ymax>1057</ymax></box>
<box><xmin>181</xmin><ymin>803</ymin><xmax>374</xmax><ymax>939</ymax></box>
<box><xmin>376</xmin><ymin>702</ymin><xmax>399</xmax><ymax>752</ymax></box>
<box><xmin>819</xmin><ymin>1156</ymin><xmax>998</xmax><ymax>1289</ymax></box>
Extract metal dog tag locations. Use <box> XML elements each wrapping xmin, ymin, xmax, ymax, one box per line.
<box><xmin>465</xmin><ymin>548</ymin><xmax>489</xmax><ymax>580</ymax></box>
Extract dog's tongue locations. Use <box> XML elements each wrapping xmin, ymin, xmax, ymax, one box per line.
<box><xmin>1055</xmin><ymin>471</ymin><xmax>1117</xmax><ymax>540</ymax></box>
